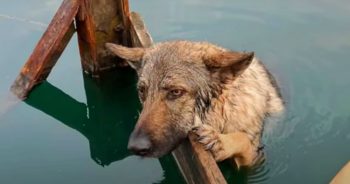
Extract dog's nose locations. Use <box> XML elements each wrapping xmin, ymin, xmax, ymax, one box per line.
<box><xmin>128</xmin><ymin>131</ymin><xmax>152</xmax><ymax>156</ymax></box>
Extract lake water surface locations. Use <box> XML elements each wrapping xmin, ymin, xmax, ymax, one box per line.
<box><xmin>1</xmin><ymin>0</ymin><xmax>350</xmax><ymax>183</ymax></box>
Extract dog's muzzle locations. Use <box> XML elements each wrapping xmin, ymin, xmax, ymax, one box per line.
<box><xmin>127</xmin><ymin>129</ymin><xmax>152</xmax><ymax>156</ymax></box>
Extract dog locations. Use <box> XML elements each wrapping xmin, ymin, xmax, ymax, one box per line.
<box><xmin>106</xmin><ymin>40</ymin><xmax>284</xmax><ymax>167</ymax></box>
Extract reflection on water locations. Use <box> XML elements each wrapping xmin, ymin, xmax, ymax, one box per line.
<box><xmin>24</xmin><ymin>69</ymin><xmax>184</xmax><ymax>183</ymax></box>
<box><xmin>25</xmin><ymin>72</ymin><xmax>136</xmax><ymax>166</ymax></box>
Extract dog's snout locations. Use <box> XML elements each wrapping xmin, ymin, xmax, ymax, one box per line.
<box><xmin>128</xmin><ymin>130</ymin><xmax>152</xmax><ymax>156</ymax></box>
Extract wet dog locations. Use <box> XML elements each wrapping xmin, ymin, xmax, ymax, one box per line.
<box><xmin>106</xmin><ymin>40</ymin><xmax>284</xmax><ymax>167</ymax></box>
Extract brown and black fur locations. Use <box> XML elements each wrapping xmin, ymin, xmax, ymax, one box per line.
<box><xmin>106</xmin><ymin>40</ymin><xmax>284</xmax><ymax>167</ymax></box>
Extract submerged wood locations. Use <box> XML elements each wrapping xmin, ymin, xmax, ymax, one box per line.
<box><xmin>11</xmin><ymin>0</ymin><xmax>79</xmax><ymax>99</ymax></box>
<box><xmin>128</xmin><ymin>12</ymin><xmax>227</xmax><ymax>184</ymax></box>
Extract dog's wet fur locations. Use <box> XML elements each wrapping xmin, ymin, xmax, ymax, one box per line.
<box><xmin>106</xmin><ymin>40</ymin><xmax>284</xmax><ymax>167</ymax></box>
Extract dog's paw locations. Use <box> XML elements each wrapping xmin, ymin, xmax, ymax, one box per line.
<box><xmin>193</xmin><ymin>124</ymin><xmax>230</xmax><ymax>161</ymax></box>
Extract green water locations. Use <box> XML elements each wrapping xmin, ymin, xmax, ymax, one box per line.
<box><xmin>1</xmin><ymin>0</ymin><xmax>350</xmax><ymax>183</ymax></box>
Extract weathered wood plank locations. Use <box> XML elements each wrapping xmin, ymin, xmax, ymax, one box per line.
<box><xmin>76</xmin><ymin>0</ymin><xmax>98</xmax><ymax>74</ymax></box>
<box><xmin>11</xmin><ymin>0</ymin><xmax>80</xmax><ymax>99</ymax></box>
<box><xmin>129</xmin><ymin>12</ymin><xmax>153</xmax><ymax>48</ymax></box>
<box><xmin>173</xmin><ymin>133</ymin><xmax>227</xmax><ymax>184</ymax></box>
<box><xmin>117</xmin><ymin>0</ymin><xmax>131</xmax><ymax>47</ymax></box>
<box><xmin>77</xmin><ymin>0</ymin><xmax>132</xmax><ymax>76</ymax></box>
<box><xmin>129</xmin><ymin>12</ymin><xmax>226</xmax><ymax>184</ymax></box>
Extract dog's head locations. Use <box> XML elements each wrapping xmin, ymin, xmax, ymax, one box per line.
<box><xmin>106</xmin><ymin>41</ymin><xmax>254</xmax><ymax>157</ymax></box>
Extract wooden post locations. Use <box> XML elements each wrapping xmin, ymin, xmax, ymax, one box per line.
<box><xmin>76</xmin><ymin>0</ymin><xmax>132</xmax><ymax>76</ymax></box>
<box><xmin>10</xmin><ymin>0</ymin><xmax>80</xmax><ymax>99</ymax></box>
<box><xmin>11</xmin><ymin>0</ymin><xmax>133</xmax><ymax>98</ymax></box>
<box><xmin>128</xmin><ymin>12</ymin><xmax>227</xmax><ymax>184</ymax></box>
<box><xmin>129</xmin><ymin>12</ymin><xmax>153</xmax><ymax>48</ymax></box>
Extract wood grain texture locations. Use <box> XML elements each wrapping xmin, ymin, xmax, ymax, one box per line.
<box><xmin>77</xmin><ymin>0</ymin><xmax>132</xmax><ymax>75</ymax></box>
<box><xmin>76</xmin><ymin>0</ymin><xmax>98</xmax><ymax>74</ymax></box>
<box><xmin>117</xmin><ymin>0</ymin><xmax>131</xmax><ymax>46</ymax></box>
<box><xmin>11</xmin><ymin>0</ymin><xmax>79</xmax><ymax>99</ymax></box>
<box><xmin>173</xmin><ymin>133</ymin><xmax>227</xmax><ymax>184</ymax></box>
<box><xmin>129</xmin><ymin>12</ymin><xmax>153</xmax><ymax>48</ymax></box>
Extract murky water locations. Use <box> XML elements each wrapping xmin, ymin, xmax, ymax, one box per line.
<box><xmin>1</xmin><ymin>0</ymin><xmax>350</xmax><ymax>183</ymax></box>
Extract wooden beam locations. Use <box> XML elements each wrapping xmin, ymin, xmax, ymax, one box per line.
<box><xmin>76</xmin><ymin>0</ymin><xmax>132</xmax><ymax>76</ymax></box>
<box><xmin>76</xmin><ymin>0</ymin><xmax>98</xmax><ymax>75</ymax></box>
<box><xmin>117</xmin><ymin>0</ymin><xmax>131</xmax><ymax>47</ymax></box>
<box><xmin>129</xmin><ymin>12</ymin><xmax>153</xmax><ymax>48</ymax></box>
<box><xmin>173</xmin><ymin>133</ymin><xmax>227</xmax><ymax>184</ymax></box>
<box><xmin>128</xmin><ymin>12</ymin><xmax>226</xmax><ymax>184</ymax></box>
<box><xmin>11</xmin><ymin>0</ymin><xmax>80</xmax><ymax>99</ymax></box>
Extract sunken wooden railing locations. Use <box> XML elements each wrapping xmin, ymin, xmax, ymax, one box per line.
<box><xmin>10</xmin><ymin>0</ymin><xmax>227</xmax><ymax>183</ymax></box>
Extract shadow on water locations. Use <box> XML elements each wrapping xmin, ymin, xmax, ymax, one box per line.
<box><xmin>24</xmin><ymin>68</ymin><xmax>184</xmax><ymax>184</ymax></box>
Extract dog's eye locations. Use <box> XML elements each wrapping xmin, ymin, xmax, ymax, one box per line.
<box><xmin>139</xmin><ymin>87</ymin><xmax>145</xmax><ymax>94</ymax></box>
<box><xmin>138</xmin><ymin>86</ymin><xmax>146</xmax><ymax>101</ymax></box>
<box><xmin>167</xmin><ymin>89</ymin><xmax>185</xmax><ymax>100</ymax></box>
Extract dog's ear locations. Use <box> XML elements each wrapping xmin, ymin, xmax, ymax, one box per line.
<box><xmin>106</xmin><ymin>43</ymin><xmax>145</xmax><ymax>70</ymax></box>
<box><xmin>204</xmin><ymin>50</ymin><xmax>254</xmax><ymax>82</ymax></box>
